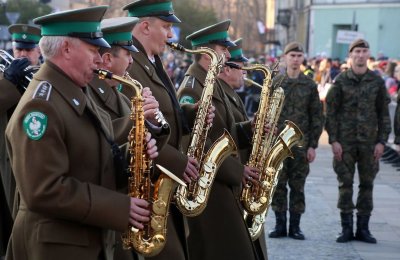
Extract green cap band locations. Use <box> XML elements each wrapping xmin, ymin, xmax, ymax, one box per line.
<box><xmin>104</xmin><ymin>32</ymin><xmax>132</xmax><ymax>44</ymax></box>
<box><xmin>12</xmin><ymin>33</ymin><xmax>41</xmax><ymax>43</ymax></box>
<box><xmin>128</xmin><ymin>2</ymin><xmax>173</xmax><ymax>17</ymax></box>
<box><xmin>41</xmin><ymin>21</ymin><xmax>101</xmax><ymax>36</ymax></box>
<box><xmin>191</xmin><ymin>31</ymin><xmax>228</xmax><ymax>46</ymax></box>
<box><xmin>230</xmin><ymin>48</ymin><xmax>242</xmax><ymax>58</ymax></box>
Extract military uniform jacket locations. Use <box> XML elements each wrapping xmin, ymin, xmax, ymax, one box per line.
<box><xmin>127</xmin><ymin>37</ymin><xmax>187</xmax><ymax>180</ymax></box>
<box><xmin>274</xmin><ymin>73</ymin><xmax>324</xmax><ymax>149</ymax></box>
<box><xmin>126</xmin><ymin>38</ymin><xmax>189</xmax><ymax>260</ymax></box>
<box><xmin>0</xmin><ymin>75</ymin><xmax>21</xmax><ymax>212</ymax></box>
<box><xmin>5</xmin><ymin>61</ymin><xmax>131</xmax><ymax>260</ymax></box>
<box><xmin>219</xmin><ymin>79</ymin><xmax>268</xmax><ymax>260</ymax></box>
<box><xmin>219</xmin><ymin>79</ymin><xmax>250</xmax><ymax>163</ymax></box>
<box><xmin>178</xmin><ymin>62</ymin><xmax>257</xmax><ymax>260</ymax></box>
<box><xmin>325</xmin><ymin>68</ymin><xmax>391</xmax><ymax>145</ymax></box>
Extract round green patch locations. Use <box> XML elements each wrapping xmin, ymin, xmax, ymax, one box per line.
<box><xmin>179</xmin><ymin>95</ymin><xmax>195</xmax><ymax>104</ymax></box>
<box><xmin>23</xmin><ymin>111</ymin><xmax>48</xmax><ymax>140</ymax></box>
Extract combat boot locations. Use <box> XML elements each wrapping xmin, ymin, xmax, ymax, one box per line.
<box><xmin>268</xmin><ymin>211</ymin><xmax>287</xmax><ymax>238</ymax></box>
<box><xmin>336</xmin><ymin>213</ymin><xmax>354</xmax><ymax>243</ymax></box>
<box><xmin>355</xmin><ymin>215</ymin><xmax>377</xmax><ymax>243</ymax></box>
<box><xmin>288</xmin><ymin>212</ymin><xmax>305</xmax><ymax>240</ymax></box>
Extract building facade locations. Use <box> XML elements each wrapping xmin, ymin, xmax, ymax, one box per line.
<box><xmin>309</xmin><ymin>0</ymin><xmax>400</xmax><ymax>60</ymax></box>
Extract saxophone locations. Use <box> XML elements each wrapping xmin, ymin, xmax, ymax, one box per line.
<box><xmin>167</xmin><ymin>42</ymin><xmax>238</xmax><ymax>217</ymax></box>
<box><xmin>94</xmin><ymin>69</ymin><xmax>186</xmax><ymax>257</ymax></box>
<box><xmin>244</xmin><ymin>121</ymin><xmax>303</xmax><ymax>240</ymax></box>
<box><xmin>225</xmin><ymin>62</ymin><xmax>303</xmax><ymax>239</ymax></box>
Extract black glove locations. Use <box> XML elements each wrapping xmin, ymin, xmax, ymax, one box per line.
<box><xmin>3</xmin><ymin>57</ymin><xmax>33</xmax><ymax>92</ymax></box>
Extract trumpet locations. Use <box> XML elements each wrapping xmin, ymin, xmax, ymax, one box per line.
<box><xmin>0</xmin><ymin>49</ymin><xmax>39</xmax><ymax>90</ymax></box>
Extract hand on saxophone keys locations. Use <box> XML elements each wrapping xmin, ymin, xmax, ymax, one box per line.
<box><xmin>242</xmin><ymin>166</ymin><xmax>260</xmax><ymax>186</ymax></box>
<box><xmin>145</xmin><ymin>132</ymin><xmax>158</xmax><ymax>159</ymax></box>
<box><xmin>183</xmin><ymin>157</ymin><xmax>200</xmax><ymax>184</ymax></box>
<box><xmin>142</xmin><ymin>87</ymin><xmax>162</xmax><ymax>126</ymax></box>
<box><xmin>129</xmin><ymin>197</ymin><xmax>151</xmax><ymax>230</ymax></box>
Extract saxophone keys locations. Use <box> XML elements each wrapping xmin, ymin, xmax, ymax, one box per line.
<box><xmin>153</xmin><ymin>199</ymin><xmax>167</xmax><ymax>215</ymax></box>
<box><xmin>261</xmin><ymin>181</ymin><xmax>271</xmax><ymax>190</ymax></box>
<box><xmin>198</xmin><ymin>176</ymin><xmax>211</xmax><ymax>188</ymax></box>
<box><xmin>151</xmin><ymin>215</ymin><xmax>164</xmax><ymax>231</ymax></box>
<box><xmin>259</xmin><ymin>196</ymin><xmax>267</xmax><ymax>204</ymax></box>
<box><xmin>203</xmin><ymin>162</ymin><xmax>216</xmax><ymax>173</ymax></box>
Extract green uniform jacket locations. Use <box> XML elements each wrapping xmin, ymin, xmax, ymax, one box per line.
<box><xmin>325</xmin><ymin>68</ymin><xmax>391</xmax><ymax>145</ymax></box>
<box><xmin>5</xmin><ymin>61</ymin><xmax>130</xmax><ymax>260</ymax></box>
<box><xmin>126</xmin><ymin>38</ymin><xmax>189</xmax><ymax>260</ymax></box>
<box><xmin>274</xmin><ymin>73</ymin><xmax>324</xmax><ymax>149</ymax></box>
<box><xmin>88</xmin><ymin>77</ymin><xmax>170</xmax><ymax>148</ymax></box>
<box><xmin>219</xmin><ymin>79</ymin><xmax>268</xmax><ymax>260</ymax></box>
<box><xmin>178</xmin><ymin>62</ymin><xmax>257</xmax><ymax>260</ymax></box>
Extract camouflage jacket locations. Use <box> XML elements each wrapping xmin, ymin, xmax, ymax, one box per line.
<box><xmin>274</xmin><ymin>72</ymin><xmax>324</xmax><ymax>149</ymax></box>
<box><xmin>325</xmin><ymin>68</ymin><xmax>391</xmax><ymax>145</ymax></box>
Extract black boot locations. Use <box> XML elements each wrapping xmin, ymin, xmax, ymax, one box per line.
<box><xmin>355</xmin><ymin>215</ymin><xmax>377</xmax><ymax>243</ymax></box>
<box><xmin>268</xmin><ymin>211</ymin><xmax>287</xmax><ymax>238</ymax></box>
<box><xmin>336</xmin><ymin>213</ymin><xmax>354</xmax><ymax>243</ymax></box>
<box><xmin>288</xmin><ymin>212</ymin><xmax>305</xmax><ymax>240</ymax></box>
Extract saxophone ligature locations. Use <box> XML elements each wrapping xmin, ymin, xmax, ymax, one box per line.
<box><xmin>94</xmin><ymin>69</ymin><xmax>186</xmax><ymax>257</ymax></box>
<box><xmin>167</xmin><ymin>42</ymin><xmax>238</xmax><ymax>217</ymax></box>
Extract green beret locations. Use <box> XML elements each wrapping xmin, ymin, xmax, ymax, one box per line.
<box><xmin>8</xmin><ymin>24</ymin><xmax>41</xmax><ymax>49</ymax></box>
<box><xmin>33</xmin><ymin>6</ymin><xmax>110</xmax><ymax>48</ymax></box>
<box><xmin>123</xmin><ymin>0</ymin><xmax>181</xmax><ymax>23</ymax></box>
<box><xmin>284</xmin><ymin>42</ymin><xmax>304</xmax><ymax>54</ymax></box>
<box><xmin>228</xmin><ymin>38</ymin><xmax>248</xmax><ymax>62</ymax></box>
<box><xmin>186</xmin><ymin>20</ymin><xmax>235</xmax><ymax>48</ymax></box>
<box><xmin>349</xmin><ymin>38</ymin><xmax>369</xmax><ymax>52</ymax></box>
<box><xmin>101</xmin><ymin>17</ymin><xmax>139</xmax><ymax>52</ymax></box>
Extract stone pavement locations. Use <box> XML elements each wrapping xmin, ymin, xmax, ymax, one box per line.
<box><xmin>264</xmin><ymin>130</ymin><xmax>400</xmax><ymax>260</ymax></box>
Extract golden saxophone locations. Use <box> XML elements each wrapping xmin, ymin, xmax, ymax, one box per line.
<box><xmin>244</xmin><ymin>121</ymin><xmax>303</xmax><ymax>240</ymax></box>
<box><xmin>94</xmin><ymin>69</ymin><xmax>186</xmax><ymax>257</ymax></box>
<box><xmin>167</xmin><ymin>42</ymin><xmax>238</xmax><ymax>217</ymax></box>
<box><xmin>225</xmin><ymin>62</ymin><xmax>303</xmax><ymax>239</ymax></box>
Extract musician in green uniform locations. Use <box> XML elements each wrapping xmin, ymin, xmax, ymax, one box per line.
<box><xmin>4</xmin><ymin>6</ymin><xmax>157</xmax><ymax>260</ymax></box>
<box><xmin>177</xmin><ymin>20</ymin><xmax>259</xmax><ymax>260</ymax></box>
<box><xmin>122</xmin><ymin>1</ymin><xmax>215</xmax><ymax>259</ymax></box>
<box><xmin>0</xmin><ymin>24</ymin><xmax>42</xmax><ymax>257</ymax></box>
<box><xmin>220</xmin><ymin>38</ymin><xmax>268</xmax><ymax>260</ymax></box>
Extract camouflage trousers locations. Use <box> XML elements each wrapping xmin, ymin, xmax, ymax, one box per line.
<box><xmin>333</xmin><ymin>143</ymin><xmax>378</xmax><ymax>215</ymax></box>
<box><xmin>271</xmin><ymin>147</ymin><xmax>309</xmax><ymax>214</ymax></box>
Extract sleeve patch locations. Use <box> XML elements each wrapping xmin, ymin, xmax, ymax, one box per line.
<box><xmin>23</xmin><ymin>111</ymin><xmax>48</xmax><ymax>140</ymax></box>
<box><xmin>179</xmin><ymin>95</ymin><xmax>195</xmax><ymax>104</ymax></box>
<box><xmin>32</xmin><ymin>81</ymin><xmax>52</xmax><ymax>101</ymax></box>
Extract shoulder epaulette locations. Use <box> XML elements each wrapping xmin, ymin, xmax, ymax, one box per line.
<box><xmin>184</xmin><ymin>75</ymin><xmax>196</xmax><ymax>89</ymax></box>
<box><xmin>32</xmin><ymin>81</ymin><xmax>52</xmax><ymax>101</ymax></box>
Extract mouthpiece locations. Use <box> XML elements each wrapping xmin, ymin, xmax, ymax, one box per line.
<box><xmin>93</xmin><ymin>69</ymin><xmax>114</xmax><ymax>80</ymax></box>
<box><xmin>166</xmin><ymin>42</ymin><xmax>185</xmax><ymax>52</ymax></box>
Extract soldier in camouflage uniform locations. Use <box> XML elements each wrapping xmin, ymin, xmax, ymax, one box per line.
<box><xmin>325</xmin><ymin>39</ymin><xmax>391</xmax><ymax>244</ymax></box>
<box><xmin>269</xmin><ymin>42</ymin><xmax>324</xmax><ymax>240</ymax></box>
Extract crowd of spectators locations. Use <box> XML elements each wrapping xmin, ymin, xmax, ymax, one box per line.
<box><xmin>161</xmin><ymin>48</ymin><xmax>399</xmax><ymax>117</ymax></box>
